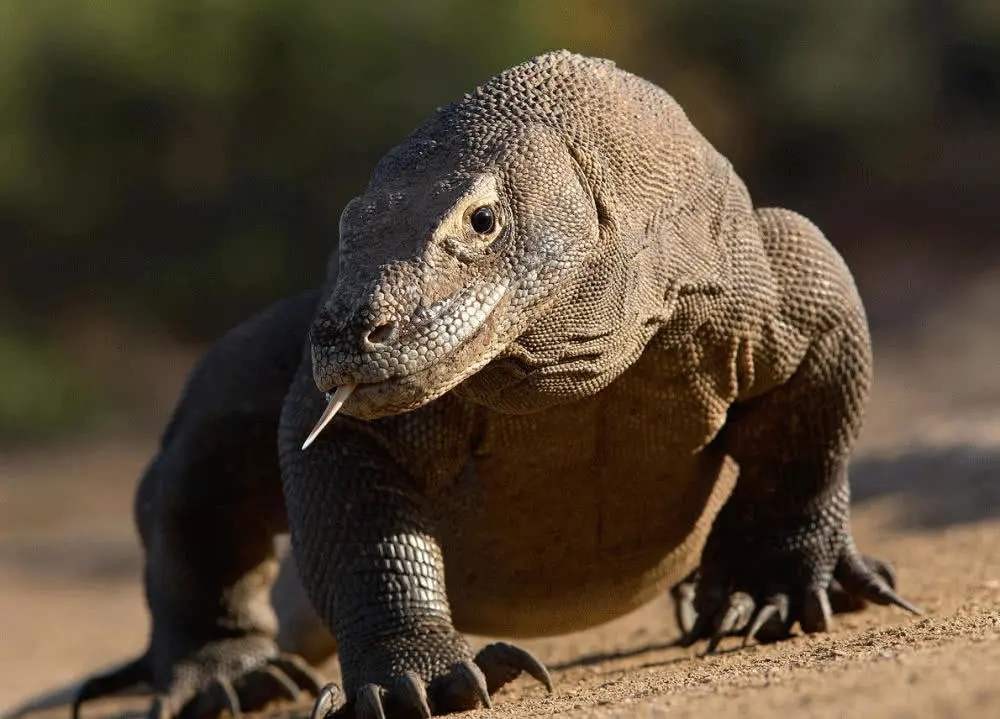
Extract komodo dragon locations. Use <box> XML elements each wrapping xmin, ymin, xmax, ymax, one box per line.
<box><xmin>75</xmin><ymin>51</ymin><xmax>917</xmax><ymax>719</ymax></box>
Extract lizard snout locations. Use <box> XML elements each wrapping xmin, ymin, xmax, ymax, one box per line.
<box><xmin>309</xmin><ymin>280</ymin><xmax>509</xmax><ymax>396</ymax></box>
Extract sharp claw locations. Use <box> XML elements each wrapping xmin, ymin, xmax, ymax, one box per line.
<box><xmin>728</xmin><ymin>592</ymin><xmax>755</xmax><ymax>630</ymax></box>
<box><xmin>706</xmin><ymin>592</ymin><xmax>754</xmax><ymax>653</ymax></box>
<box><xmin>475</xmin><ymin>642</ymin><xmax>553</xmax><ymax>694</ymax></box>
<box><xmin>743</xmin><ymin>594</ymin><xmax>790</xmax><ymax>646</ymax></box>
<box><xmin>671</xmin><ymin>582</ymin><xmax>698</xmax><ymax>635</ymax></box>
<box><xmin>827</xmin><ymin>579</ymin><xmax>868</xmax><ymax>613</ymax></box>
<box><xmin>207</xmin><ymin>677</ymin><xmax>242</xmax><ymax>719</ymax></box>
<box><xmin>505</xmin><ymin>644</ymin><xmax>552</xmax><ymax>693</ymax></box>
<box><xmin>394</xmin><ymin>672</ymin><xmax>431</xmax><ymax>719</ymax></box>
<box><xmin>310</xmin><ymin>683</ymin><xmax>343</xmax><ymax>719</ymax></box>
<box><xmin>885</xmin><ymin>589</ymin><xmax>923</xmax><ymax>615</ymax></box>
<box><xmin>837</xmin><ymin>553</ymin><xmax>923</xmax><ymax>615</ymax></box>
<box><xmin>706</xmin><ymin>610</ymin><xmax>736</xmax><ymax>653</ymax></box>
<box><xmin>455</xmin><ymin>659</ymin><xmax>492</xmax><ymax>709</ymax></box>
<box><xmin>678</xmin><ymin>597</ymin><xmax>698</xmax><ymax>636</ymax></box>
<box><xmin>356</xmin><ymin>684</ymin><xmax>386</xmax><ymax>719</ymax></box>
<box><xmin>678</xmin><ymin>614</ymin><xmax>711</xmax><ymax>647</ymax></box>
<box><xmin>863</xmin><ymin>555</ymin><xmax>898</xmax><ymax>589</ymax></box>
<box><xmin>859</xmin><ymin>579</ymin><xmax>923</xmax><ymax>615</ymax></box>
<box><xmin>73</xmin><ymin>657</ymin><xmax>149</xmax><ymax>719</ymax></box>
<box><xmin>271</xmin><ymin>654</ymin><xmax>326</xmax><ymax>696</ymax></box>
<box><xmin>258</xmin><ymin>665</ymin><xmax>302</xmax><ymax>701</ymax></box>
<box><xmin>743</xmin><ymin>604</ymin><xmax>778</xmax><ymax>647</ymax></box>
<box><xmin>800</xmin><ymin>588</ymin><xmax>834</xmax><ymax>634</ymax></box>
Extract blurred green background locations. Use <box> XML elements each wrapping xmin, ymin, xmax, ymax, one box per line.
<box><xmin>1</xmin><ymin>0</ymin><xmax>998</xmax><ymax>442</ymax></box>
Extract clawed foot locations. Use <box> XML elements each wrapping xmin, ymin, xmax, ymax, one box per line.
<box><xmin>672</xmin><ymin>549</ymin><xmax>921</xmax><ymax>652</ymax></box>
<box><xmin>74</xmin><ymin>637</ymin><xmax>324</xmax><ymax>719</ymax></box>
<box><xmin>316</xmin><ymin>642</ymin><xmax>551</xmax><ymax>718</ymax></box>
<box><xmin>151</xmin><ymin>652</ymin><xmax>323</xmax><ymax>719</ymax></box>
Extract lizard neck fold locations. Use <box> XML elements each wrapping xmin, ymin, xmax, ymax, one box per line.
<box><xmin>456</xmin><ymin>141</ymin><xmax>746</xmax><ymax>415</ymax></box>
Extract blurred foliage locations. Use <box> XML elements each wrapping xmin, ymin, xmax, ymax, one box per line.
<box><xmin>0</xmin><ymin>327</ymin><xmax>99</xmax><ymax>440</ymax></box>
<box><xmin>0</xmin><ymin>0</ymin><xmax>998</xmax><ymax>440</ymax></box>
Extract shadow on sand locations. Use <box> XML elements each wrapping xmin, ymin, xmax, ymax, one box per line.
<box><xmin>851</xmin><ymin>444</ymin><xmax>999</xmax><ymax>529</ymax></box>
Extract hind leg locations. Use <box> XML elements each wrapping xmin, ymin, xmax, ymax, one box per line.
<box><xmin>75</xmin><ymin>293</ymin><xmax>327</xmax><ymax>718</ymax></box>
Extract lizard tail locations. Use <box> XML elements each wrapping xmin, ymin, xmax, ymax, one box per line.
<box><xmin>72</xmin><ymin>655</ymin><xmax>150</xmax><ymax>719</ymax></box>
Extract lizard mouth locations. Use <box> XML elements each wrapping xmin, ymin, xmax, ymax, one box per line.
<box><xmin>310</xmin><ymin>281</ymin><xmax>508</xmax><ymax>388</ymax></box>
<box><xmin>300</xmin><ymin>384</ymin><xmax>356</xmax><ymax>450</ymax></box>
<box><xmin>299</xmin><ymin>378</ymin><xmax>413</xmax><ymax>450</ymax></box>
<box><xmin>301</xmin><ymin>293</ymin><xmax>509</xmax><ymax>450</ymax></box>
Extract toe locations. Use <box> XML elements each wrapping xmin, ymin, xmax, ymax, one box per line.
<box><xmin>430</xmin><ymin>659</ymin><xmax>491</xmax><ymax>712</ymax></box>
<box><xmin>706</xmin><ymin>591</ymin><xmax>754</xmax><ymax>653</ymax></box>
<box><xmin>862</xmin><ymin>555</ymin><xmax>898</xmax><ymax>589</ymax></box>
<box><xmin>355</xmin><ymin>684</ymin><xmax>387</xmax><ymax>719</ymax></box>
<box><xmin>390</xmin><ymin>673</ymin><xmax>431</xmax><ymax>718</ymax></box>
<box><xmin>678</xmin><ymin>569</ymin><xmax>730</xmax><ymax>646</ymax></box>
<box><xmin>799</xmin><ymin>587</ymin><xmax>834</xmax><ymax>634</ymax></box>
<box><xmin>836</xmin><ymin>551</ymin><xmax>922</xmax><ymax>615</ymax></box>
<box><xmin>474</xmin><ymin>642</ymin><xmax>552</xmax><ymax>695</ymax></box>
<box><xmin>828</xmin><ymin>579</ymin><xmax>868</xmax><ymax>613</ymax></box>
<box><xmin>310</xmin><ymin>683</ymin><xmax>344</xmax><ymax>719</ymax></box>
<box><xmin>671</xmin><ymin>580</ymin><xmax>698</xmax><ymax>635</ymax></box>
<box><xmin>743</xmin><ymin>593</ymin><xmax>790</xmax><ymax>645</ymax></box>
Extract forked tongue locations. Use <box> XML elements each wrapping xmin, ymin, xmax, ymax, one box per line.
<box><xmin>301</xmin><ymin>383</ymin><xmax>356</xmax><ymax>450</ymax></box>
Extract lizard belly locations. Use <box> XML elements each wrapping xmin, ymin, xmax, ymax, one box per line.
<box><xmin>438</xmin><ymin>348</ymin><xmax>737</xmax><ymax>637</ymax></box>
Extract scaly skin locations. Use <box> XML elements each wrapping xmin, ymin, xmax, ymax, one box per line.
<box><xmin>75</xmin><ymin>52</ymin><xmax>916</xmax><ymax>719</ymax></box>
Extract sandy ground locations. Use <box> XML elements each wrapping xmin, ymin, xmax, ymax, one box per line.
<box><xmin>2</xmin><ymin>270</ymin><xmax>998</xmax><ymax>718</ymax></box>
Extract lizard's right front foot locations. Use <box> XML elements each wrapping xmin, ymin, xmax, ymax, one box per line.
<box><xmin>318</xmin><ymin>639</ymin><xmax>551</xmax><ymax>718</ymax></box>
<box><xmin>74</xmin><ymin>636</ymin><xmax>325</xmax><ymax>719</ymax></box>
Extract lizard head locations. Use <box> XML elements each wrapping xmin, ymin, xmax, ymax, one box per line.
<box><xmin>305</xmin><ymin>119</ymin><xmax>599</xmax><ymax>435</ymax></box>
<box><xmin>302</xmin><ymin>51</ymin><xmax>727</xmax><ymax>446</ymax></box>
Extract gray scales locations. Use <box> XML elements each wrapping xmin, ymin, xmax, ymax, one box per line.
<box><xmin>74</xmin><ymin>52</ymin><xmax>917</xmax><ymax>719</ymax></box>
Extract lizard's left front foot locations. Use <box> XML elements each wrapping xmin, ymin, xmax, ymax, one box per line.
<box><xmin>315</xmin><ymin>641</ymin><xmax>551</xmax><ymax>718</ymax></box>
<box><xmin>674</xmin><ymin>519</ymin><xmax>921</xmax><ymax>651</ymax></box>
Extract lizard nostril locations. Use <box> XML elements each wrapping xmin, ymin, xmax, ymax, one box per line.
<box><xmin>365</xmin><ymin>322</ymin><xmax>396</xmax><ymax>345</ymax></box>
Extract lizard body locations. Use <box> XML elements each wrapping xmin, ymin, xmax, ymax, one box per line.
<box><xmin>75</xmin><ymin>52</ymin><xmax>914</xmax><ymax>719</ymax></box>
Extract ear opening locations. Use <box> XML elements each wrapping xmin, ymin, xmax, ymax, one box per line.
<box><xmin>566</xmin><ymin>143</ymin><xmax>615</xmax><ymax>237</ymax></box>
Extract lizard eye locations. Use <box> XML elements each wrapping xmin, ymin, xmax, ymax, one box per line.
<box><xmin>469</xmin><ymin>205</ymin><xmax>496</xmax><ymax>235</ymax></box>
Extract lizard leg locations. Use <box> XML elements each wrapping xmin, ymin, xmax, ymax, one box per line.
<box><xmin>280</xmin><ymin>372</ymin><xmax>550</xmax><ymax>718</ymax></box>
<box><xmin>680</xmin><ymin>312</ymin><xmax>918</xmax><ymax>650</ymax></box>
<box><xmin>74</xmin><ymin>293</ymin><xmax>327</xmax><ymax>719</ymax></box>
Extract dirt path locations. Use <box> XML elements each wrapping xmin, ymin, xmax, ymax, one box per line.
<box><xmin>3</xmin><ymin>274</ymin><xmax>999</xmax><ymax>718</ymax></box>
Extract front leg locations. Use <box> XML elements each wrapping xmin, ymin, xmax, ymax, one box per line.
<box><xmin>682</xmin><ymin>312</ymin><xmax>918</xmax><ymax>648</ymax></box>
<box><xmin>279</xmin><ymin>373</ymin><xmax>549</xmax><ymax>718</ymax></box>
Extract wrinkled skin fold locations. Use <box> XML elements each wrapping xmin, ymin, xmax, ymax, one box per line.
<box><xmin>73</xmin><ymin>52</ymin><xmax>917</xmax><ymax>719</ymax></box>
